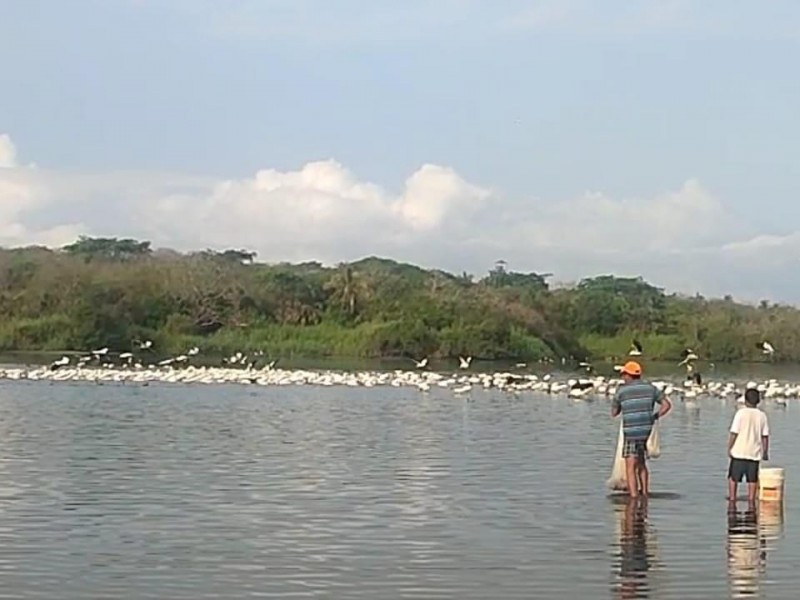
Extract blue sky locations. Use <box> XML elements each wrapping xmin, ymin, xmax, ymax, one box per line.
<box><xmin>1</xmin><ymin>1</ymin><xmax>799</xmax><ymax>302</ymax></box>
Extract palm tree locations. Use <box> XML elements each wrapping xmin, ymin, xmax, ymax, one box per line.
<box><xmin>325</xmin><ymin>264</ymin><xmax>369</xmax><ymax>318</ymax></box>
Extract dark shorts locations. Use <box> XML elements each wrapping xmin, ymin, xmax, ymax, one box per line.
<box><xmin>728</xmin><ymin>458</ymin><xmax>760</xmax><ymax>483</ymax></box>
<box><xmin>622</xmin><ymin>438</ymin><xmax>647</xmax><ymax>459</ymax></box>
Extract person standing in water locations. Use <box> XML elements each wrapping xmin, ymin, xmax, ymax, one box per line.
<box><xmin>728</xmin><ymin>388</ymin><xmax>770</xmax><ymax>507</ymax></box>
<box><xmin>611</xmin><ymin>361</ymin><xmax>672</xmax><ymax>498</ymax></box>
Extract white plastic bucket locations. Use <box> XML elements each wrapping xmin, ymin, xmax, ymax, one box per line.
<box><xmin>759</xmin><ymin>467</ymin><xmax>785</xmax><ymax>502</ymax></box>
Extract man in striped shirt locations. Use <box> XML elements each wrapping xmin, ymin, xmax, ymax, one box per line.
<box><xmin>611</xmin><ymin>361</ymin><xmax>672</xmax><ymax>498</ymax></box>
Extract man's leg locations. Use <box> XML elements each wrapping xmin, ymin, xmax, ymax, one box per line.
<box><xmin>747</xmin><ymin>460</ymin><xmax>759</xmax><ymax>507</ymax></box>
<box><xmin>728</xmin><ymin>458</ymin><xmax>742</xmax><ymax>502</ymax></box>
<box><xmin>625</xmin><ymin>456</ymin><xmax>639</xmax><ymax>497</ymax></box>
<box><xmin>728</xmin><ymin>478</ymin><xmax>737</xmax><ymax>503</ymax></box>
<box><xmin>638</xmin><ymin>454</ymin><xmax>650</xmax><ymax>497</ymax></box>
<box><xmin>747</xmin><ymin>482</ymin><xmax>758</xmax><ymax>508</ymax></box>
<box><xmin>634</xmin><ymin>462</ymin><xmax>643</xmax><ymax>493</ymax></box>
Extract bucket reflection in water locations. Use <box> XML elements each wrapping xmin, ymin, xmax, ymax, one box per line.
<box><xmin>727</xmin><ymin>507</ymin><xmax>766</xmax><ymax>598</ymax></box>
<box><xmin>758</xmin><ymin>500</ymin><xmax>785</xmax><ymax>544</ymax></box>
<box><xmin>611</xmin><ymin>497</ymin><xmax>660</xmax><ymax>599</ymax></box>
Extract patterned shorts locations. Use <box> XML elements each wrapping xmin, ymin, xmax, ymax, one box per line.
<box><xmin>622</xmin><ymin>438</ymin><xmax>647</xmax><ymax>459</ymax></box>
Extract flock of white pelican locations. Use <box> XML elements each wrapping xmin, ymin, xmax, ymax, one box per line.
<box><xmin>0</xmin><ymin>338</ymin><xmax>789</xmax><ymax>406</ymax></box>
<box><xmin>0</xmin><ymin>355</ymin><xmax>792</xmax><ymax>409</ymax></box>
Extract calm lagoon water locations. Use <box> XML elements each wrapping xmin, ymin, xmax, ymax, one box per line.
<box><xmin>0</xmin><ymin>381</ymin><xmax>797</xmax><ymax>599</ymax></box>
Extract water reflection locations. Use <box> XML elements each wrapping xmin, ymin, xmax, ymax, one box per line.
<box><xmin>611</xmin><ymin>497</ymin><xmax>659</xmax><ymax>599</ymax></box>
<box><xmin>1</xmin><ymin>382</ymin><xmax>799</xmax><ymax>598</ymax></box>
<box><xmin>758</xmin><ymin>501</ymin><xmax>784</xmax><ymax>545</ymax></box>
<box><xmin>726</xmin><ymin>502</ymin><xmax>784</xmax><ymax>598</ymax></box>
<box><xmin>727</xmin><ymin>506</ymin><xmax>765</xmax><ymax>597</ymax></box>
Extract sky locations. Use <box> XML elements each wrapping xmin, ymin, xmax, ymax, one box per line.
<box><xmin>1</xmin><ymin>0</ymin><xmax>799</xmax><ymax>302</ymax></box>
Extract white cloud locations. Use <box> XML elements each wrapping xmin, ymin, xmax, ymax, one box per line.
<box><xmin>137</xmin><ymin>159</ymin><xmax>490</xmax><ymax>263</ymax></box>
<box><xmin>0</xmin><ymin>138</ymin><xmax>79</xmax><ymax>251</ymax></box>
<box><xmin>1</xmin><ymin>131</ymin><xmax>799</xmax><ymax>302</ymax></box>
<box><xmin>510</xmin><ymin>179</ymin><xmax>731</xmax><ymax>257</ymax></box>
<box><xmin>394</xmin><ymin>164</ymin><xmax>490</xmax><ymax>230</ymax></box>
<box><xmin>0</xmin><ymin>134</ymin><xmax>17</xmax><ymax>168</ymax></box>
<box><xmin>0</xmin><ymin>174</ymin><xmax>83</xmax><ymax>248</ymax></box>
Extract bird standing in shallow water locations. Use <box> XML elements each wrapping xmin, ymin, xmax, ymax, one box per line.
<box><xmin>134</xmin><ymin>339</ymin><xmax>153</xmax><ymax>351</ymax></box>
<box><xmin>49</xmin><ymin>356</ymin><xmax>69</xmax><ymax>371</ymax></box>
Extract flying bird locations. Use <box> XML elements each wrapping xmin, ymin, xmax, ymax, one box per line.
<box><xmin>758</xmin><ymin>341</ymin><xmax>775</xmax><ymax>356</ymax></box>
<box><xmin>628</xmin><ymin>339</ymin><xmax>643</xmax><ymax>356</ymax></box>
<box><xmin>678</xmin><ymin>348</ymin><xmax>699</xmax><ymax>366</ymax></box>
<box><xmin>412</xmin><ymin>357</ymin><xmax>428</xmax><ymax>369</ymax></box>
<box><xmin>458</xmin><ymin>356</ymin><xmax>472</xmax><ymax>369</ymax></box>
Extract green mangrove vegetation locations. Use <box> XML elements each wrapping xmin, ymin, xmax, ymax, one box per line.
<box><xmin>0</xmin><ymin>236</ymin><xmax>796</xmax><ymax>363</ymax></box>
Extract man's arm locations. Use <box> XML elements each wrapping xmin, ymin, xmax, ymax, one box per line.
<box><xmin>611</xmin><ymin>392</ymin><xmax>621</xmax><ymax>418</ymax></box>
<box><xmin>762</xmin><ymin>435</ymin><xmax>770</xmax><ymax>461</ymax></box>
<box><xmin>655</xmin><ymin>393</ymin><xmax>672</xmax><ymax>420</ymax></box>
<box><xmin>728</xmin><ymin>433</ymin><xmax>738</xmax><ymax>457</ymax></box>
<box><xmin>728</xmin><ymin>411</ymin><xmax>741</xmax><ymax>456</ymax></box>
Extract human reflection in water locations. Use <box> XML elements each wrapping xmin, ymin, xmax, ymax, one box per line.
<box><xmin>726</xmin><ymin>505</ymin><xmax>766</xmax><ymax>599</ymax></box>
<box><xmin>612</xmin><ymin>496</ymin><xmax>655</xmax><ymax>599</ymax></box>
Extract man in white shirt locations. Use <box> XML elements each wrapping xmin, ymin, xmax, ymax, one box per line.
<box><xmin>728</xmin><ymin>389</ymin><xmax>770</xmax><ymax>507</ymax></box>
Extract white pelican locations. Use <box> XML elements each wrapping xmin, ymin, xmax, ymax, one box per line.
<box><xmin>759</xmin><ymin>341</ymin><xmax>775</xmax><ymax>356</ymax></box>
<box><xmin>49</xmin><ymin>356</ymin><xmax>70</xmax><ymax>371</ymax></box>
<box><xmin>678</xmin><ymin>348</ymin><xmax>699</xmax><ymax>366</ymax></box>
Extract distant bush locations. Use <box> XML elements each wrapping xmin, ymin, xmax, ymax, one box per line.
<box><xmin>0</xmin><ymin>238</ymin><xmax>794</xmax><ymax>363</ymax></box>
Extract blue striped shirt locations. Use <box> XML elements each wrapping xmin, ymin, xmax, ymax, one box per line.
<box><xmin>612</xmin><ymin>380</ymin><xmax>662</xmax><ymax>441</ymax></box>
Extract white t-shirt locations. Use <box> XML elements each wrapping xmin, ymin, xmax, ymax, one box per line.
<box><xmin>729</xmin><ymin>407</ymin><xmax>770</xmax><ymax>461</ymax></box>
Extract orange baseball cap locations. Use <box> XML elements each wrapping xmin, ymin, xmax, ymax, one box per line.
<box><xmin>621</xmin><ymin>361</ymin><xmax>642</xmax><ymax>376</ymax></box>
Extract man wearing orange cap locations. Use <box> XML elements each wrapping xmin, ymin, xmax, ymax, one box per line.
<box><xmin>611</xmin><ymin>361</ymin><xmax>672</xmax><ymax>498</ymax></box>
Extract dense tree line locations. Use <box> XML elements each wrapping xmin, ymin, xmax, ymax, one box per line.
<box><xmin>0</xmin><ymin>236</ymin><xmax>794</xmax><ymax>363</ymax></box>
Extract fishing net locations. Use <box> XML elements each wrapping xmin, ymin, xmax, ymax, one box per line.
<box><xmin>606</xmin><ymin>420</ymin><xmax>661</xmax><ymax>491</ymax></box>
<box><xmin>646</xmin><ymin>421</ymin><xmax>661</xmax><ymax>459</ymax></box>
<box><xmin>607</xmin><ymin>421</ymin><xmax>628</xmax><ymax>491</ymax></box>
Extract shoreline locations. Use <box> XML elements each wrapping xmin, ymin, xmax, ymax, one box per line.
<box><xmin>0</xmin><ymin>350</ymin><xmax>786</xmax><ymax>377</ymax></box>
